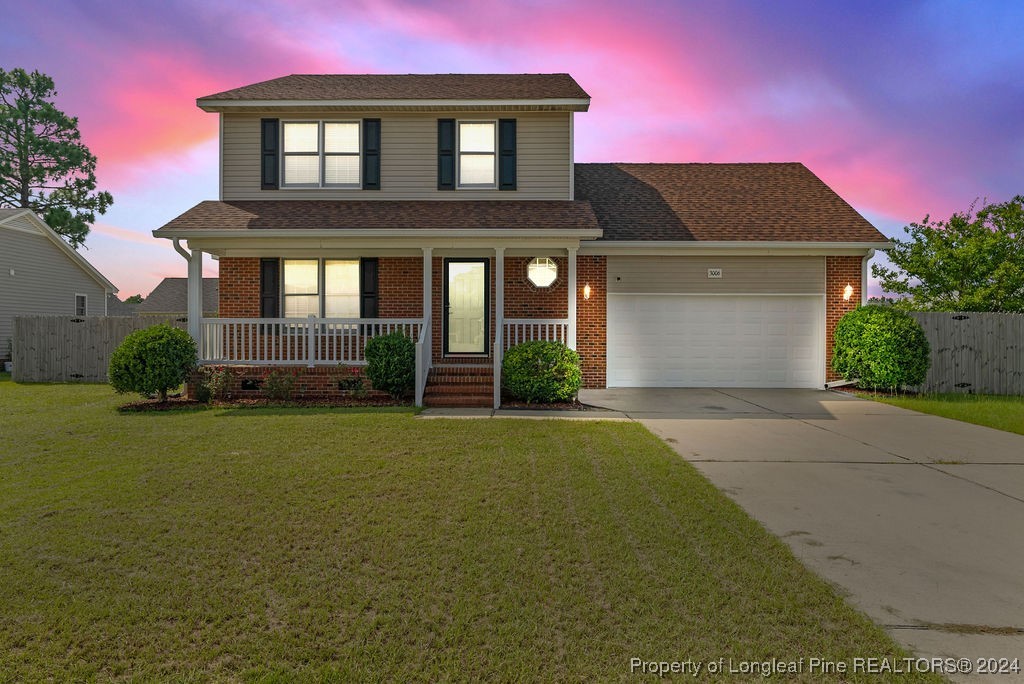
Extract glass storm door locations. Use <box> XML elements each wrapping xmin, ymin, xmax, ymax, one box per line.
<box><xmin>444</xmin><ymin>259</ymin><xmax>488</xmax><ymax>354</ymax></box>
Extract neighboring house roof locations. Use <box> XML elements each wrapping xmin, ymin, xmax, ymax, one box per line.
<box><xmin>574</xmin><ymin>163</ymin><xmax>888</xmax><ymax>243</ymax></box>
<box><xmin>0</xmin><ymin>208</ymin><xmax>118</xmax><ymax>292</ymax></box>
<box><xmin>154</xmin><ymin>200</ymin><xmax>600</xmax><ymax>234</ymax></box>
<box><xmin>105</xmin><ymin>294</ymin><xmax>138</xmax><ymax>316</ymax></box>
<box><xmin>136</xmin><ymin>277</ymin><xmax>219</xmax><ymax>314</ymax></box>
<box><xmin>199</xmin><ymin>73</ymin><xmax>590</xmax><ymax>104</ymax></box>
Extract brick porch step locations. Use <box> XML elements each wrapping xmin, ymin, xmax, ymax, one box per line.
<box><xmin>424</xmin><ymin>364</ymin><xmax>493</xmax><ymax>408</ymax></box>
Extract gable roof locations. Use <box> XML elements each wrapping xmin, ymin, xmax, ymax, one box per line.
<box><xmin>105</xmin><ymin>294</ymin><xmax>138</xmax><ymax>316</ymax></box>
<box><xmin>0</xmin><ymin>208</ymin><xmax>118</xmax><ymax>291</ymax></box>
<box><xmin>197</xmin><ymin>74</ymin><xmax>590</xmax><ymax>111</ymax></box>
<box><xmin>154</xmin><ymin>200</ymin><xmax>600</xmax><ymax>235</ymax></box>
<box><xmin>574</xmin><ymin>163</ymin><xmax>888</xmax><ymax>243</ymax></box>
<box><xmin>136</xmin><ymin>277</ymin><xmax>218</xmax><ymax>314</ymax></box>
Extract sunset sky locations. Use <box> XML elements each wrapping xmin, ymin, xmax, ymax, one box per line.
<box><xmin>2</xmin><ymin>0</ymin><xmax>1022</xmax><ymax>298</ymax></box>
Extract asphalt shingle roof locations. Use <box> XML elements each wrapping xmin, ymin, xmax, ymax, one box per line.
<box><xmin>155</xmin><ymin>200</ymin><xmax>599</xmax><ymax>233</ymax></box>
<box><xmin>136</xmin><ymin>278</ymin><xmax>219</xmax><ymax>314</ymax></box>
<box><xmin>574</xmin><ymin>162</ymin><xmax>887</xmax><ymax>242</ymax></box>
<box><xmin>200</xmin><ymin>74</ymin><xmax>590</xmax><ymax>102</ymax></box>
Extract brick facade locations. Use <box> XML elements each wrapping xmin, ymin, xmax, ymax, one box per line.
<box><xmin>503</xmin><ymin>256</ymin><xmax>569</xmax><ymax>319</ymax></box>
<box><xmin>825</xmin><ymin>255</ymin><xmax>863</xmax><ymax>382</ymax></box>
<box><xmin>576</xmin><ymin>255</ymin><xmax>607</xmax><ymax>388</ymax></box>
<box><xmin>379</xmin><ymin>257</ymin><xmax>424</xmax><ymax>318</ymax></box>
<box><xmin>186</xmin><ymin>365</ymin><xmax>391</xmax><ymax>400</ymax></box>
<box><xmin>218</xmin><ymin>257</ymin><xmax>260</xmax><ymax>318</ymax></box>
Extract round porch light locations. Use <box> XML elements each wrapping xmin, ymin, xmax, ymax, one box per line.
<box><xmin>843</xmin><ymin>283</ymin><xmax>854</xmax><ymax>301</ymax></box>
<box><xmin>527</xmin><ymin>257</ymin><xmax>558</xmax><ymax>288</ymax></box>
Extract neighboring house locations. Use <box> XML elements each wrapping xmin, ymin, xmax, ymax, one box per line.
<box><xmin>135</xmin><ymin>277</ymin><xmax>218</xmax><ymax>319</ymax></box>
<box><xmin>0</xmin><ymin>208</ymin><xmax>117</xmax><ymax>361</ymax></box>
<box><xmin>106</xmin><ymin>294</ymin><xmax>140</xmax><ymax>316</ymax></box>
<box><xmin>153</xmin><ymin>73</ymin><xmax>889</xmax><ymax>407</ymax></box>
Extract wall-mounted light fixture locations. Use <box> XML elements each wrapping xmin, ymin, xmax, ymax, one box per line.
<box><xmin>843</xmin><ymin>283</ymin><xmax>854</xmax><ymax>301</ymax></box>
<box><xmin>583</xmin><ymin>283</ymin><xmax>592</xmax><ymax>300</ymax></box>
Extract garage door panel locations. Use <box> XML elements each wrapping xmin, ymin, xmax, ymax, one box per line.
<box><xmin>607</xmin><ymin>294</ymin><xmax>823</xmax><ymax>388</ymax></box>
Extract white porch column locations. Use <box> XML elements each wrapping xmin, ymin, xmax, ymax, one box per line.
<box><xmin>422</xmin><ymin>247</ymin><xmax>433</xmax><ymax>323</ymax></box>
<box><xmin>187</xmin><ymin>248</ymin><xmax>203</xmax><ymax>349</ymax></box>
<box><xmin>494</xmin><ymin>246</ymin><xmax>505</xmax><ymax>409</ymax></box>
<box><xmin>567</xmin><ymin>246</ymin><xmax>578</xmax><ymax>350</ymax></box>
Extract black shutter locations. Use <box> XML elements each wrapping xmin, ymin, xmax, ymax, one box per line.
<box><xmin>362</xmin><ymin>118</ymin><xmax>381</xmax><ymax>190</ymax></box>
<box><xmin>498</xmin><ymin>118</ymin><xmax>517</xmax><ymax>191</ymax></box>
<box><xmin>360</xmin><ymin>258</ymin><xmax>379</xmax><ymax>318</ymax></box>
<box><xmin>437</xmin><ymin>119</ymin><xmax>455</xmax><ymax>190</ymax></box>
<box><xmin>260</xmin><ymin>258</ymin><xmax>280</xmax><ymax>317</ymax></box>
<box><xmin>260</xmin><ymin>119</ymin><xmax>279</xmax><ymax>190</ymax></box>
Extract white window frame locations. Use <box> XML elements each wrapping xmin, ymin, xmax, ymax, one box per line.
<box><xmin>74</xmin><ymin>293</ymin><xmax>87</xmax><ymax>316</ymax></box>
<box><xmin>280</xmin><ymin>120</ymin><xmax>362</xmax><ymax>189</ymax></box>
<box><xmin>456</xmin><ymin>119</ymin><xmax>497</xmax><ymax>189</ymax></box>
<box><xmin>527</xmin><ymin>257</ymin><xmax>558</xmax><ymax>288</ymax></box>
<box><xmin>281</xmin><ymin>258</ymin><xmax>361</xmax><ymax>318</ymax></box>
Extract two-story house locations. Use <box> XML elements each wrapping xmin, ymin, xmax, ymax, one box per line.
<box><xmin>153</xmin><ymin>73</ymin><xmax>889</xmax><ymax>407</ymax></box>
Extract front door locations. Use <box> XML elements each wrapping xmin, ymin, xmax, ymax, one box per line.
<box><xmin>444</xmin><ymin>259</ymin><xmax>489</xmax><ymax>355</ymax></box>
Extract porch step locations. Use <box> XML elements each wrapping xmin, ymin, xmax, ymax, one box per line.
<box><xmin>424</xmin><ymin>364</ymin><xmax>494</xmax><ymax>408</ymax></box>
<box><xmin>422</xmin><ymin>394</ymin><xmax>494</xmax><ymax>408</ymax></box>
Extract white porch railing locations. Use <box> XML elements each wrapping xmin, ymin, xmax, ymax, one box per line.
<box><xmin>200</xmin><ymin>316</ymin><xmax>424</xmax><ymax>366</ymax></box>
<box><xmin>414</xmin><ymin>315</ymin><xmax>432</xmax><ymax>407</ymax></box>
<box><xmin>502</xmin><ymin>319</ymin><xmax>570</xmax><ymax>350</ymax></box>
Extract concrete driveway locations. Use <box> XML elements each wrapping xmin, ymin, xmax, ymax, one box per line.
<box><xmin>580</xmin><ymin>388</ymin><xmax>1024</xmax><ymax>678</ymax></box>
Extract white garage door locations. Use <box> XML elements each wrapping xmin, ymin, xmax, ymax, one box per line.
<box><xmin>607</xmin><ymin>295</ymin><xmax>824</xmax><ymax>388</ymax></box>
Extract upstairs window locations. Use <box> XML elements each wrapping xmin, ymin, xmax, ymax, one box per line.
<box><xmin>281</xmin><ymin>121</ymin><xmax>360</xmax><ymax>188</ymax></box>
<box><xmin>457</xmin><ymin>121</ymin><xmax>496</xmax><ymax>188</ymax></box>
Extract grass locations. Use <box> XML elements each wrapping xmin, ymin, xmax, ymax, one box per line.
<box><xmin>0</xmin><ymin>377</ymin><xmax>937</xmax><ymax>682</ymax></box>
<box><xmin>864</xmin><ymin>392</ymin><xmax>1024</xmax><ymax>435</ymax></box>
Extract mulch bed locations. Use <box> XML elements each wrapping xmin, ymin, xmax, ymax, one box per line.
<box><xmin>499</xmin><ymin>399</ymin><xmax>587</xmax><ymax>410</ymax></box>
<box><xmin>118</xmin><ymin>396</ymin><xmax>408</xmax><ymax>412</ymax></box>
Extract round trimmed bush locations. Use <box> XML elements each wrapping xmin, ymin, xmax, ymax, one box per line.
<box><xmin>364</xmin><ymin>331</ymin><xmax>415</xmax><ymax>399</ymax></box>
<box><xmin>109</xmin><ymin>324</ymin><xmax>197</xmax><ymax>401</ymax></box>
<box><xmin>832</xmin><ymin>305</ymin><xmax>930</xmax><ymax>390</ymax></box>
<box><xmin>502</xmin><ymin>340</ymin><xmax>581</xmax><ymax>403</ymax></box>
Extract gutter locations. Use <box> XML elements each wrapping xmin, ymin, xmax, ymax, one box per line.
<box><xmin>154</xmin><ymin>228</ymin><xmax>604</xmax><ymax>240</ymax></box>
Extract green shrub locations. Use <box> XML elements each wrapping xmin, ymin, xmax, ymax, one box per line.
<box><xmin>109</xmin><ymin>324</ymin><xmax>197</xmax><ymax>402</ymax></box>
<box><xmin>192</xmin><ymin>381</ymin><xmax>212</xmax><ymax>404</ymax></box>
<box><xmin>364</xmin><ymin>332</ymin><xmax>415</xmax><ymax>399</ymax></box>
<box><xmin>502</xmin><ymin>340</ymin><xmax>581</xmax><ymax>403</ymax></box>
<box><xmin>262</xmin><ymin>368</ymin><xmax>297</xmax><ymax>401</ymax></box>
<box><xmin>832</xmin><ymin>305</ymin><xmax>930</xmax><ymax>390</ymax></box>
<box><xmin>335</xmin><ymin>365</ymin><xmax>368</xmax><ymax>397</ymax></box>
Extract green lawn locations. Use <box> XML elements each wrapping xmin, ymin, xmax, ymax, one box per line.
<box><xmin>866</xmin><ymin>392</ymin><xmax>1024</xmax><ymax>435</ymax></box>
<box><xmin>0</xmin><ymin>377</ymin><xmax>936</xmax><ymax>682</ymax></box>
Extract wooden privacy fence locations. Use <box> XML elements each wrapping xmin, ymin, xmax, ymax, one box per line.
<box><xmin>909</xmin><ymin>312</ymin><xmax>1024</xmax><ymax>395</ymax></box>
<box><xmin>12</xmin><ymin>316</ymin><xmax>186</xmax><ymax>383</ymax></box>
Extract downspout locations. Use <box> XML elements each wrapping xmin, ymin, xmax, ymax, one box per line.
<box><xmin>173</xmin><ymin>238</ymin><xmax>192</xmax><ymax>262</ymax></box>
<box><xmin>861</xmin><ymin>248</ymin><xmax>874</xmax><ymax>306</ymax></box>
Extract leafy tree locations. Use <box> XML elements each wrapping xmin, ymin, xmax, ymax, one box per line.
<box><xmin>124</xmin><ymin>294</ymin><xmax>144</xmax><ymax>304</ymax></box>
<box><xmin>873</xmin><ymin>196</ymin><xmax>1024</xmax><ymax>312</ymax></box>
<box><xmin>0</xmin><ymin>68</ymin><xmax>112</xmax><ymax>247</ymax></box>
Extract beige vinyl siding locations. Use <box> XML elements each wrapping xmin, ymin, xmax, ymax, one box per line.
<box><xmin>0</xmin><ymin>228</ymin><xmax>108</xmax><ymax>357</ymax></box>
<box><xmin>222</xmin><ymin>111</ymin><xmax>571</xmax><ymax>200</ymax></box>
<box><xmin>607</xmin><ymin>256</ymin><xmax>825</xmax><ymax>295</ymax></box>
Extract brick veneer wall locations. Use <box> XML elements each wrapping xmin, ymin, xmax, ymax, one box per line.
<box><xmin>576</xmin><ymin>255</ymin><xmax>607</xmax><ymax>388</ymax></box>
<box><xmin>217</xmin><ymin>254</ymin><xmax>608</xmax><ymax>385</ymax></box>
<box><xmin>825</xmin><ymin>255</ymin><xmax>863</xmax><ymax>382</ymax></box>
<box><xmin>379</xmin><ymin>257</ymin><xmax>423</xmax><ymax>318</ymax></box>
<box><xmin>219</xmin><ymin>257</ymin><xmax>260</xmax><ymax>318</ymax></box>
<box><xmin>186</xmin><ymin>365</ymin><xmax>391</xmax><ymax>400</ymax></box>
<box><xmin>503</xmin><ymin>257</ymin><xmax>569</xmax><ymax>318</ymax></box>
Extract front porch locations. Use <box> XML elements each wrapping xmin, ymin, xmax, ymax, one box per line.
<box><xmin>180</xmin><ymin>245</ymin><xmax>598</xmax><ymax>408</ymax></box>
